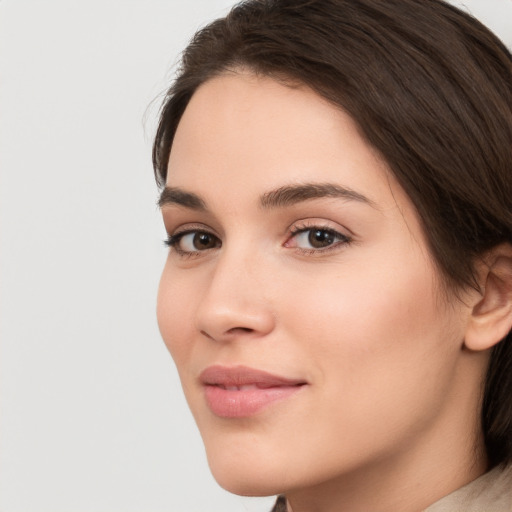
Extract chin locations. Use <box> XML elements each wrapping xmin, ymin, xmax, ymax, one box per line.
<box><xmin>211</xmin><ymin>467</ymin><xmax>285</xmax><ymax>497</ymax></box>
<box><xmin>205</xmin><ymin>441</ymin><xmax>290</xmax><ymax>497</ymax></box>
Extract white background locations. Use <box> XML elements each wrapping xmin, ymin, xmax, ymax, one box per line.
<box><xmin>1</xmin><ymin>1</ymin><xmax>510</xmax><ymax>511</ymax></box>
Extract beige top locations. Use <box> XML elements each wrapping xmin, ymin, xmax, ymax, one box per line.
<box><xmin>271</xmin><ymin>464</ymin><xmax>512</xmax><ymax>512</ymax></box>
<box><xmin>425</xmin><ymin>464</ymin><xmax>512</xmax><ymax>511</ymax></box>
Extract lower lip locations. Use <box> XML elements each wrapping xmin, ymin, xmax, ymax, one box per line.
<box><xmin>204</xmin><ymin>385</ymin><xmax>303</xmax><ymax>418</ymax></box>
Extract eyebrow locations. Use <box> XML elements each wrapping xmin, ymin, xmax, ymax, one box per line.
<box><xmin>158</xmin><ymin>187</ymin><xmax>206</xmax><ymax>210</ymax></box>
<box><xmin>259</xmin><ymin>183</ymin><xmax>376</xmax><ymax>209</ymax></box>
<box><xmin>158</xmin><ymin>182</ymin><xmax>375</xmax><ymax>211</ymax></box>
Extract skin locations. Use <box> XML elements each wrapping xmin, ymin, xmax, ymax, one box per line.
<box><xmin>157</xmin><ymin>72</ymin><xmax>490</xmax><ymax>512</ymax></box>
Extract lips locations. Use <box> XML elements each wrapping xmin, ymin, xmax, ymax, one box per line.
<box><xmin>200</xmin><ymin>365</ymin><xmax>307</xmax><ymax>418</ymax></box>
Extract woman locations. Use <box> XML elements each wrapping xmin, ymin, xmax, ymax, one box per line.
<box><xmin>153</xmin><ymin>0</ymin><xmax>512</xmax><ymax>510</ymax></box>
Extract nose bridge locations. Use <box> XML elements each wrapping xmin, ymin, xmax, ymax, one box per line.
<box><xmin>194</xmin><ymin>242</ymin><xmax>274</xmax><ymax>340</ymax></box>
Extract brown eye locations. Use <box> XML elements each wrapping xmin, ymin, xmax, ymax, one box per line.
<box><xmin>166</xmin><ymin>230</ymin><xmax>221</xmax><ymax>254</ymax></box>
<box><xmin>308</xmin><ymin>229</ymin><xmax>336</xmax><ymax>248</ymax></box>
<box><xmin>192</xmin><ymin>232</ymin><xmax>217</xmax><ymax>250</ymax></box>
<box><xmin>287</xmin><ymin>226</ymin><xmax>351</xmax><ymax>252</ymax></box>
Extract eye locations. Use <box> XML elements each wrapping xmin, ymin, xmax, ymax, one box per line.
<box><xmin>165</xmin><ymin>230</ymin><xmax>221</xmax><ymax>255</ymax></box>
<box><xmin>285</xmin><ymin>226</ymin><xmax>351</xmax><ymax>252</ymax></box>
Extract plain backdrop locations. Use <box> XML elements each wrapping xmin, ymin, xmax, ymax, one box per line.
<box><xmin>1</xmin><ymin>1</ymin><xmax>511</xmax><ymax>511</ymax></box>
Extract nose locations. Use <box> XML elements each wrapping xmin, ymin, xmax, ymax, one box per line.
<box><xmin>194</xmin><ymin>249</ymin><xmax>276</xmax><ymax>343</ymax></box>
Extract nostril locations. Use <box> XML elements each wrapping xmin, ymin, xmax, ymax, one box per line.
<box><xmin>200</xmin><ymin>327</ymin><xmax>253</xmax><ymax>340</ymax></box>
<box><xmin>227</xmin><ymin>327</ymin><xmax>254</xmax><ymax>334</ymax></box>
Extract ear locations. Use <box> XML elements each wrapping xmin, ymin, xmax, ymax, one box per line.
<box><xmin>465</xmin><ymin>244</ymin><xmax>512</xmax><ymax>351</ymax></box>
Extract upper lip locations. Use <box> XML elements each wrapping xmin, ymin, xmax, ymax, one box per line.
<box><xmin>199</xmin><ymin>365</ymin><xmax>307</xmax><ymax>388</ymax></box>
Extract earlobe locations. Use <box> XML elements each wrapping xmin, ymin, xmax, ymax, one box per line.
<box><xmin>465</xmin><ymin>244</ymin><xmax>512</xmax><ymax>351</ymax></box>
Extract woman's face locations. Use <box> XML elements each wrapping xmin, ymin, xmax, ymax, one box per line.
<box><xmin>157</xmin><ymin>73</ymin><xmax>473</xmax><ymax>495</ymax></box>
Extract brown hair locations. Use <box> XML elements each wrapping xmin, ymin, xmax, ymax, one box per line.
<box><xmin>153</xmin><ymin>0</ymin><xmax>512</xmax><ymax>466</ymax></box>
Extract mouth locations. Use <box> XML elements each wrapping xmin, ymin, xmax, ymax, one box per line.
<box><xmin>199</xmin><ymin>365</ymin><xmax>307</xmax><ymax>418</ymax></box>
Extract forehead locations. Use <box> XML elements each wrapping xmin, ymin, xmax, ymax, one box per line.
<box><xmin>167</xmin><ymin>72</ymin><xmax>403</xmax><ymax>212</ymax></box>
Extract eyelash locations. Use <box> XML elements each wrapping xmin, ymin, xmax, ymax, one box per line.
<box><xmin>286</xmin><ymin>224</ymin><xmax>352</xmax><ymax>255</ymax></box>
<box><xmin>164</xmin><ymin>224</ymin><xmax>352</xmax><ymax>257</ymax></box>
<box><xmin>164</xmin><ymin>228</ymin><xmax>219</xmax><ymax>258</ymax></box>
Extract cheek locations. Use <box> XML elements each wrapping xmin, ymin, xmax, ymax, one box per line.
<box><xmin>253</xmin><ymin>257</ymin><xmax>463</xmax><ymax>483</ymax></box>
<box><xmin>156</xmin><ymin>265</ymin><xmax>197</xmax><ymax>366</ymax></box>
<box><xmin>283</xmin><ymin>254</ymin><xmax>459</xmax><ymax>420</ymax></box>
<box><xmin>283</xmin><ymin>256</ymin><xmax>440</xmax><ymax>352</ymax></box>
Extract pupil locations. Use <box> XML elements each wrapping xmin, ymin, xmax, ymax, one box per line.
<box><xmin>309</xmin><ymin>229</ymin><xmax>334</xmax><ymax>248</ymax></box>
<box><xmin>194</xmin><ymin>233</ymin><xmax>214</xmax><ymax>249</ymax></box>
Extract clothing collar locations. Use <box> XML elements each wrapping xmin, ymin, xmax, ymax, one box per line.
<box><xmin>425</xmin><ymin>464</ymin><xmax>512</xmax><ymax>511</ymax></box>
